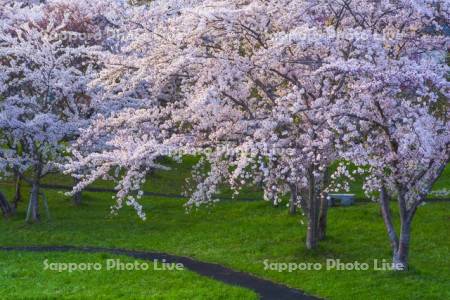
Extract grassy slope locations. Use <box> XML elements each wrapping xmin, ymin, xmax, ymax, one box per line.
<box><xmin>0</xmin><ymin>184</ymin><xmax>449</xmax><ymax>299</ymax></box>
<box><xmin>1</xmin><ymin>159</ymin><xmax>449</xmax><ymax>299</ymax></box>
<box><xmin>0</xmin><ymin>251</ymin><xmax>257</xmax><ymax>299</ymax></box>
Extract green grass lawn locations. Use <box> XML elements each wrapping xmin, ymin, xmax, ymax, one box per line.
<box><xmin>0</xmin><ymin>180</ymin><xmax>449</xmax><ymax>299</ymax></box>
<box><xmin>1</xmin><ymin>158</ymin><xmax>449</xmax><ymax>299</ymax></box>
<box><xmin>0</xmin><ymin>251</ymin><xmax>257</xmax><ymax>299</ymax></box>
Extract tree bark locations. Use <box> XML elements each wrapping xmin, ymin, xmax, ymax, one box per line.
<box><xmin>13</xmin><ymin>173</ymin><xmax>22</xmax><ymax>212</ymax></box>
<box><xmin>26</xmin><ymin>182</ymin><xmax>41</xmax><ymax>223</ymax></box>
<box><xmin>306</xmin><ymin>208</ymin><xmax>320</xmax><ymax>249</ymax></box>
<box><xmin>0</xmin><ymin>192</ymin><xmax>12</xmax><ymax>218</ymax></box>
<box><xmin>379</xmin><ymin>185</ymin><xmax>399</xmax><ymax>252</ymax></box>
<box><xmin>72</xmin><ymin>178</ymin><xmax>82</xmax><ymax>206</ymax></box>
<box><xmin>305</xmin><ymin>168</ymin><xmax>320</xmax><ymax>249</ymax></box>
<box><xmin>379</xmin><ymin>184</ymin><xmax>417</xmax><ymax>271</ymax></box>
<box><xmin>318</xmin><ymin>194</ymin><xmax>328</xmax><ymax>240</ymax></box>
<box><xmin>73</xmin><ymin>191</ymin><xmax>82</xmax><ymax>206</ymax></box>
<box><xmin>289</xmin><ymin>184</ymin><xmax>297</xmax><ymax>215</ymax></box>
<box><xmin>393</xmin><ymin>218</ymin><xmax>412</xmax><ymax>271</ymax></box>
<box><xmin>395</xmin><ymin>190</ymin><xmax>410</xmax><ymax>271</ymax></box>
<box><xmin>318</xmin><ymin>167</ymin><xmax>330</xmax><ymax>240</ymax></box>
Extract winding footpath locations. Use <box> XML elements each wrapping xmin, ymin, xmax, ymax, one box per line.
<box><xmin>0</xmin><ymin>245</ymin><xmax>321</xmax><ymax>300</ymax></box>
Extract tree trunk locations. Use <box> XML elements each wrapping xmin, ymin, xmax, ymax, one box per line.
<box><xmin>13</xmin><ymin>173</ymin><xmax>22</xmax><ymax>212</ymax></box>
<box><xmin>305</xmin><ymin>169</ymin><xmax>320</xmax><ymax>249</ymax></box>
<box><xmin>306</xmin><ymin>208</ymin><xmax>320</xmax><ymax>249</ymax></box>
<box><xmin>26</xmin><ymin>183</ymin><xmax>41</xmax><ymax>223</ymax></box>
<box><xmin>379</xmin><ymin>185</ymin><xmax>399</xmax><ymax>253</ymax></box>
<box><xmin>318</xmin><ymin>167</ymin><xmax>330</xmax><ymax>240</ymax></box>
<box><xmin>72</xmin><ymin>177</ymin><xmax>82</xmax><ymax>206</ymax></box>
<box><xmin>289</xmin><ymin>184</ymin><xmax>297</xmax><ymax>215</ymax></box>
<box><xmin>392</xmin><ymin>161</ymin><xmax>449</xmax><ymax>270</ymax></box>
<box><xmin>379</xmin><ymin>184</ymin><xmax>415</xmax><ymax>271</ymax></box>
<box><xmin>392</xmin><ymin>219</ymin><xmax>411</xmax><ymax>271</ymax></box>
<box><xmin>0</xmin><ymin>192</ymin><xmax>12</xmax><ymax>218</ymax></box>
<box><xmin>318</xmin><ymin>194</ymin><xmax>328</xmax><ymax>240</ymax></box>
<box><xmin>73</xmin><ymin>191</ymin><xmax>82</xmax><ymax>206</ymax></box>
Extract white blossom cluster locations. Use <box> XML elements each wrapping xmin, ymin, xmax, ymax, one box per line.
<box><xmin>0</xmin><ymin>0</ymin><xmax>111</xmax><ymax>183</ymax></box>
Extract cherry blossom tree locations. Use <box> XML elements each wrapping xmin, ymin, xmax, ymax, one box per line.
<box><xmin>67</xmin><ymin>0</ymin><xmax>343</xmax><ymax>248</ymax></box>
<box><xmin>0</xmin><ymin>0</ymin><xmax>113</xmax><ymax>222</ymax></box>
<box><xmin>336</xmin><ymin>58</ymin><xmax>449</xmax><ymax>269</ymax></box>
<box><xmin>321</xmin><ymin>1</ymin><xmax>449</xmax><ymax>270</ymax></box>
<box><xmin>162</xmin><ymin>1</ymin><xmax>347</xmax><ymax>249</ymax></box>
<box><xmin>345</xmin><ymin>102</ymin><xmax>448</xmax><ymax>270</ymax></box>
<box><xmin>66</xmin><ymin>0</ymin><xmax>448</xmax><ymax>257</ymax></box>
